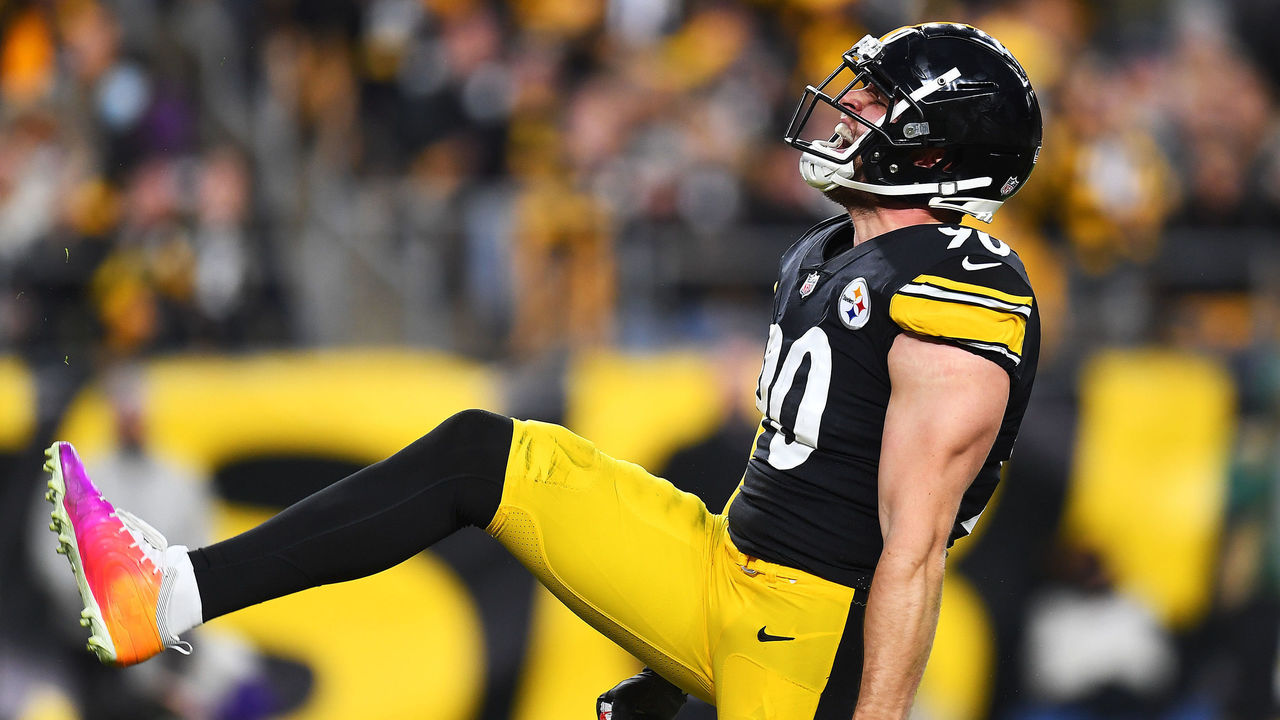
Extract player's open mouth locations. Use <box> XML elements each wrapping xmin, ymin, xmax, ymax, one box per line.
<box><xmin>815</xmin><ymin>122</ymin><xmax>857</xmax><ymax>152</ymax></box>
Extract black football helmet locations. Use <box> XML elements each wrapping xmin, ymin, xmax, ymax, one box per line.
<box><xmin>784</xmin><ymin>23</ymin><xmax>1042</xmax><ymax>222</ymax></box>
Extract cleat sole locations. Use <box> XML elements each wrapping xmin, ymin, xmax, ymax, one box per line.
<box><xmin>44</xmin><ymin>442</ymin><xmax>118</xmax><ymax>665</ymax></box>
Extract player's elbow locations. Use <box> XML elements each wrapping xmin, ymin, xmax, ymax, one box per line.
<box><xmin>879</xmin><ymin>513</ymin><xmax>953</xmax><ymax>570</ymax></box>
<box><xmin>876</xmin><ymin>535</ymin><xmax>948</xmax><ymax>585</ymax></box>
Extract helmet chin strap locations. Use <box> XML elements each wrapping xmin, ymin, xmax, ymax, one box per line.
<box><xmin>824</xmin><ymin>168</ymin><xmax>994</xmax><ymax>196</ymax></box>
<box><xmin>799</xmin><ymin>151</ymin><xmax>1000</xmax><ymax>221</ymax></box>
<box><xmin>797</xmin><ymin>115</ymin><xmax>878</xmax><ymax>191</ymax></box>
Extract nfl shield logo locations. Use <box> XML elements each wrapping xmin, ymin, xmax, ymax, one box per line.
<box><xmin>799</xmin><ymin>271</ymin><xmax>821</xmax><ymax>297</ymax></box>
<box><xmin>1000</xmin><ymin>175</ymin><xmax>1021</xmax><ymax>196</ymax></box>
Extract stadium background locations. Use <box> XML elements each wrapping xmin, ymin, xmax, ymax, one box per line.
<box><xmin>0</xmin><ymin>0</ymin><xmax>1277</xmax><ymax>717</ymax></box>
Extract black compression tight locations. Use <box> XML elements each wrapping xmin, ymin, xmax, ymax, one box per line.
<box><xmin>188</xmin><ymin>409</ymin><xmax>511</xmax><ymax>621</ymax></box>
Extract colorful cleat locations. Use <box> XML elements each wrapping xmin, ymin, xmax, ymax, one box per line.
<box><xmin>44</xmin><ymin>441</ymin><xmax>190</xmax><ymax>666</ymax></box>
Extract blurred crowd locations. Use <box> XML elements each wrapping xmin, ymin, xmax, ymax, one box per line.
<box><xmin>0</xmin><ymin>0</ymin><xmax>1278</xmax><ymax>361</ymax></box>
<box><xmin>1</xmin><ymin>0</ymin><xmax>1279</xmax><ymax>718</ymax></box>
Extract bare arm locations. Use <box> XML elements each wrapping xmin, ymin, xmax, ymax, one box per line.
<box><xmin>853</xmin><ymin>333</ymin><xmax>1010</xmax><ymax>719</ymax></box>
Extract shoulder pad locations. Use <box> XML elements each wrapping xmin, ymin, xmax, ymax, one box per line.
<box><xmin>889</xmin><ymin>254</ymin><xmax>1034</xmax><ymax>371</ymax></box>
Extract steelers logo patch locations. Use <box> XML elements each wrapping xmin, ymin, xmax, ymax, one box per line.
<box><xmin>837</xmin><ymin>277</ymin><xmax>871</xmax><ymax>330</ymax></box>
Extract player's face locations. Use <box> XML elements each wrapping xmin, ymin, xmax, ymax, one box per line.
<box><xmin>833</xmin><ymin>86</ymin><xmax>889</xmax><ymax>149</ymax></box>
<box><xmin>820</xmin><ymin>85</ymin><xmax>891</xmax><ymax>211</ymax></box>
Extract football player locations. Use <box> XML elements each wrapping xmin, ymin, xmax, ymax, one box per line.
<box><xmin>597</xmin><ymin>23</ymin><xmax>1042</xmax><ymax>717</ymax></box>
<box><xmin>43</xmin><ymin>23</ymin><xmax>1040</xmax><ymax>719</ymax></box>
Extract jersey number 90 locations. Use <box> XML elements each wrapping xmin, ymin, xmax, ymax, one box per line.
<box><xmin>756</xmin><ymin>324</ymin><xmax>832</xmax><ymax>470</ymax></box>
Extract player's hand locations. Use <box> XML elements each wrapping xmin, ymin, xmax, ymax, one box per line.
<box><xmin>596</xmin><ymin>667</ymin><xmax>687</xmax><ymax>720</ymax></box>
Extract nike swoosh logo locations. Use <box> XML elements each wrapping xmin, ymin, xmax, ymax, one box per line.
<box><xmin>961</xmin><ymin>256</ymin><xmax>1002</xmax><ymax>271</ymax></box>
<box><xmin>757</xmin><ymin>626</ymin><xmax>795</xmax><ymax>643</ymax></box>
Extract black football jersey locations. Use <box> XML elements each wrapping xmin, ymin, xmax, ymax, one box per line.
<box><xmin>725</xmin><ymin>215</ymin><xmax>1040</xmax><ymax>589</ymax></box>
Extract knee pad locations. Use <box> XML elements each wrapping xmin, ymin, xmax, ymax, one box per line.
<box><xmin>403</xmin><ymin>409</ymin><xmax>512</xmax><ymax>526</ymax></box>
<box><xmin>432</xmin><ymin>409</ymin><xmax>513</xmax><ymax>458</ymax></box>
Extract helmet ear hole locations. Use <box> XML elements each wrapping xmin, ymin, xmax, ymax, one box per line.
<box><xmin>911</xmin><ymin>148</ymin><xmax>948</xmax><ymax>169</ymax></box>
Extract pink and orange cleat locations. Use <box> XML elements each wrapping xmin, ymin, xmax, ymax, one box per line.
<box><xmin>44</xmin><ymin>441</ymin><xmax>190</xmax><ymax>666</ymax></box>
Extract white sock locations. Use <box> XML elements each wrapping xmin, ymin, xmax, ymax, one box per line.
<box><xmin>160</xmin><ymin>545</ymin><xmax>204</xmax><ymax>642</ymax></box>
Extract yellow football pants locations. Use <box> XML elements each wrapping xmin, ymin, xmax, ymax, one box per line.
<box><xmin>486</xmin><ymin>419</ymin><xmax>867</xmax><ymax>719</ymax></box>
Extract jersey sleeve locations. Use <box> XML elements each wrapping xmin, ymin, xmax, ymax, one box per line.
<box><xmin>888</xmin><ymin>255</ymin><xmax>1034</xmax><ymax>373</ymax></box>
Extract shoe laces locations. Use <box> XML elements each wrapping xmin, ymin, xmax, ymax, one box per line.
<box><xmin>111</xmin><ymin>508</ymin><xmax>168</xmax><ymax>576</ymax></box>
<box><xmin>109</xmin><ymin>508</ymin><xmax>192</xmax><ymax>655</ymax></box>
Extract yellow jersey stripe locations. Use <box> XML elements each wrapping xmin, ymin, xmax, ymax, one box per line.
<box><xmin>912</xmin><ymin>274</ymin><xmax>1034</xmax><ymax>308</ymax></box>
<box><xmin>897</xmin><ymin>282</ymin><xmax>1031</xmax><ymax>317</ymax></box>
<box><xmin>890</xmin><ymin>293</ymin><xmax>1028</xmax><ymax>356</ymax></box>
